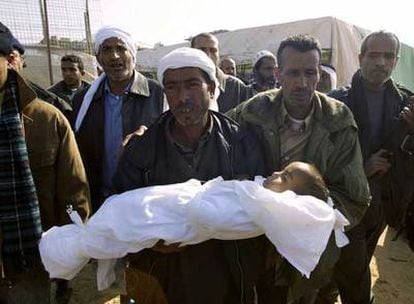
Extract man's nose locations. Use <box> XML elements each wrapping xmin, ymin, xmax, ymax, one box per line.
<box><xmin>177</xmin><ymin>84</ymin><xmax>190</xmax><ymax>101</ymax></box>
<box><xmin>108</xmin><ymin>49</ymin><xmax>121</xmax><ymax>59</ymax></box>
<box><xmin>375</xmin><ymin>55</ymin><xmax>386</xmax><ymax>66</ymax></box>
<box><xmin>298</xmin><ymin>75</ymin><xmax>307</xmax><ymax>87</ymax></box>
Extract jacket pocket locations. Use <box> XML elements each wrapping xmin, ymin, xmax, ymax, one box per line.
<box><xmin>28</xmin><ymin>147</ymin><xmax>57</xmax><ymax>169</ymax></box>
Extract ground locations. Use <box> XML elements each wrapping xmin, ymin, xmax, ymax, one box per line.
<box><xmin>68</xmin><ymin>227</ymin><xmax>414</xmax><ymax>304</ymax></box>
<box><xmin>370</xmin><ymin>227</ymin><xmax>414</xmax><ymax>304</ymax></box>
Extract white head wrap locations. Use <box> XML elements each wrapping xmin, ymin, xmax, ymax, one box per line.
<box><xmin>253</xmin><ymin>50</ymin><xmax>276</xmax><ymax>67</ymax></box>
<box><xmin>94</xmin><ymin>25</ymin><xmax>138</xmax><ymax>63</ymax></box>
<box><xmin>157</xmin><ymin>47</ymin><xmax>219</xmax><ymax>111</ymax></box>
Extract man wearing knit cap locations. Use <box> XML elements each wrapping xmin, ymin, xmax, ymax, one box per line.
<box><xmin>247</xmin><ymin>50</ymin><xmax>278</xmax><ymax>97</ymax></box>
<box><xmin>191</xmin><ymin>32</ymin><xmax>250</xmax><ymax>113</ymax></box>
<box><xmin>114</xmin><ymin>47</ymin><xmax>270</xmax><ymax>304</ymax></box>
<box><xmin>72</xmin><ymin>25</ymin><xmax>164</xmax><ymax>213</ymax></box>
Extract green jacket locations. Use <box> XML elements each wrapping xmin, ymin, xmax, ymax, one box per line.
<box><xmin>228</xmin><ymin>89</ymin><xmax>370</xmax><ymax>229</ymax></box>
<box><xmin>18</xmin><ymin>73</ymin><xmax>91</xmax><ymax>230</ymax></box>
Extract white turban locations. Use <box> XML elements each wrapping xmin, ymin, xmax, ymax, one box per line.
<box><xmin>157</xmin><ymin>47</ymin><xmax>219</xmax><ymax>111</ymax></box>
<box><xmin>94</xmin><ymin>25</ymin><xmax>137</xmax><ymax>62</ymax></box>
<box><xmin>253</xmin><ymin>50</ymin><xmax>276</xmax><ymax>67</ymax></box>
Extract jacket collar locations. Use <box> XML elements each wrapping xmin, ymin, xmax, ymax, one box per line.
<box><xmin>240</xmin><ymin>88</ymin><xmax>357</xmax><ymax>133</ymax></box>
<box><xmin>94</xmin><ymin>70</ymin><xmax>150</xmax><ymax>101</ymax></box>
<box><xmin>15</xmin><ymin>71</ymin><xmax>37</xmax><ymax>110</ymax></box>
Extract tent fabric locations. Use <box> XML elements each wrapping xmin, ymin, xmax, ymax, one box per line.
<box><xmin>135</xmin><ymin>16</ymin><xmax>414</xmax><ymax>90</ymax></box>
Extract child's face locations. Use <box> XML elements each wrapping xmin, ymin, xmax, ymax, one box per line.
<box><xmin>263</xmin><ymin>162</ymin><xmax>311</xmax><ymax>193</ymax></box>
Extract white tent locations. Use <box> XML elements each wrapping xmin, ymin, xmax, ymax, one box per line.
<box><xmin>135</xmin><ymin>16</ymin><xmax>414</xmax><ymax>90</ymax></box>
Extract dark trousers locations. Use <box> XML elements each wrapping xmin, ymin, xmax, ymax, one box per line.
<box><xmin>0</xmin><ymin>257</ymin><xmax>51</xmax><ymax>304</ymax></box>
<box><xmin>333</xmin><ymin>203</ymin><xmax>386</xmax><ymax>304</ymax></box>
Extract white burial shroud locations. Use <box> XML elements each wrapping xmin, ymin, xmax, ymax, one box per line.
<box><xmin>39</xmin><ymin>177</ymin><xmax>349</xmax><ymax>290</ymax></box>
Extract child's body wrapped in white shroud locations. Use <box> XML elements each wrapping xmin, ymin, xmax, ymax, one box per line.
<box><xmin>39</xmin><ymin>177</ymin><xmax>349</xmax><ymax>290</ymax></box>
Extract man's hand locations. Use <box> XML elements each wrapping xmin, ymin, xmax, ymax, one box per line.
<box><xmin>151</xmin><ymin>240</ymin><xmax>186</xmax><ymax>254</ymax></box>
<box><xmin>364</xmin><ymin>149</ymin><xmax>392</xmax><ymax>178</ymax></box>
<box><xmin>400</xmin><ymin>97</ymin><xmax>414</xmax><ymax>133</ymax></box>
<box><xmin>122</xmin><ymin>125</ymin><xmax>148</xmax><ymax>147</ymax></box>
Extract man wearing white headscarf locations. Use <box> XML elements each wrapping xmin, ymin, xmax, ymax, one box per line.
<box><xmin>72</xmin><ymin>25</ymin><xmax>164</xmax><ymax>213</ymax></box>
<box><xmin>113</xmin><ymin>47</ymin><xmax>271</xmax><ymax>304</ymax></box>
<box><xmin>247</xmin><ymin>50</ymin><xmax>278</xmax><ymax>97</ymax></box>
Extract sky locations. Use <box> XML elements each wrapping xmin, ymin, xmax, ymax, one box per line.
<box><xmin>100</xmin><ymin>0</ymin><xmax>414</xmax><ymax>48</ymax></box>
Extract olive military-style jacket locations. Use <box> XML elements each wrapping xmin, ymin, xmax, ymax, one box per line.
<box><xmin>228</xmin><ymin>89</ymin><xmax>370</xmax><ymax>229</ymax></box>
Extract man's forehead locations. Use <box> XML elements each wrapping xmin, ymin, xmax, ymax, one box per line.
<box><xmin>280</xmin><ymin>47</ymin><xmax>320</xmax><ymax>67</ymax></box>
<box><xmin>164</xmin><ymin>67</ymin><xmax>204</xmax><ymax>81</ymax></box>
<box><xmin>222</xmin><ymin>59</ymin><xmax>235</xmax><ymax>66</ymax></box>
<box><xmin>194</xmin><ymin>36</ymin><xmax>218</xmax><ymax>48</ymax></box>
<box><xmin>101</xmin><ymin>37</ymin><xmax>126</xmax><ymax>47</ymax></box>
<box><xmin>365</xmin><ymin>35</ymin><xmax>398</xmax><ymax>52</ymax></box>
<box><xmin>61</xmin><ymin>61</ymin><xmax>79</xmax><ymax>68</ymax></box>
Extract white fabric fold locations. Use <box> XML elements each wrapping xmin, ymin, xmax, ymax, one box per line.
<box><xmin>39</xmin><ymin>177</ymin><xmax>349</xmax><ymax>290</ymax></box>
<box><xmin>74</xmin><ymin>73</ymin><xmax>106</xmax><ymax>132</ymax></box>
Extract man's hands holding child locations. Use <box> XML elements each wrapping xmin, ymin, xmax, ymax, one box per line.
<box><xmin>152</xmin><ymin>240</ymin><xmax>186</xmax><ymax>254</ymax></box>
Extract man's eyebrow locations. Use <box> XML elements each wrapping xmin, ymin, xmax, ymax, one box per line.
<box><xmin>165</xmin><ymin>77</ymin><xmax>203</xmax><ymax>85</ymax></box>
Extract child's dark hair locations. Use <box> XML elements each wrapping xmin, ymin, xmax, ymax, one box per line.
<box><xmin>293</xmin><ymin>164</ymin><xmax>329</xmax><ymax>202</ymax></box>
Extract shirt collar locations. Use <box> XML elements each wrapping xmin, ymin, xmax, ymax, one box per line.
<box><xmin>104</xmin><ymin>78</ymin><xmax>132</xmax><ymax>97</ymax></box>
<box><xmin>166</xmin><ymin>112</ymin><xmax>214</xmax><ymax>151</ymax></box>
<box><xmin>281</xmin><ymin>99</ymin><xmax>315</xmax><ymax>133</ymax></box>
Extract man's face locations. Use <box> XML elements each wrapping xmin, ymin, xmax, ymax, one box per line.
<box><xmin>359</xmin><ymin>34</ymin><xmax>399</xmax><ymax>88</ymax></box>
<box><xmin>193</xmin><ymin>36</ymin><xmax>219</xmax><ymax>67</ymax></box>
<box><xmin>221</xmin><ymin>59</ymin><xmax>236</xmax><ymax>76</ymax></box>
<box><xmin>276</xmin><ymin>47</ymin><xmax>320</xmax><ymax>111</ymax></box>
<box><xmin>0</xmin><ymin>55</ymin><xmax>8</xmax><ymax>90</ymax></box>
<box><xmin>61</xmin><ymin>61</ymin><xmax>83</xmax><ymax>89</ymax></box>
<box><xmin>257</xmin><ymin>57</ymin><xmax>277</xmax><ymax>83</ymax></box>
<box><xmin>97</xmin><ymin>37</ymin><xmax>134</xmax><ymax>85</ymax></box>
<box><xmin>8</xmin><ymin>50</ymin><xmax>25</xmax><ymax>73</ymax></box>
<box><xmin>164</xmin><ymin>67</ymin><xmax>214</xmax><ymax>127</ymax></box>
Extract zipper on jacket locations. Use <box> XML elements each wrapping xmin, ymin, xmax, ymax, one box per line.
<box><xmin>234</xmin><ymin>241</ymin><xmax>246</xmax><ymax>304</ymax></box>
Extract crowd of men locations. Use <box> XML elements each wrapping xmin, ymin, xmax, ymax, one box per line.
<box><xmin>0</xmin><ymin>20</ymin><xmax>413</xmax><ymax>304</ymax></box>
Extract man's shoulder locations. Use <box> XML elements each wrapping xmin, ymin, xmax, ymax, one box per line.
<box><xmin>230</xmin><ymin>89</ymin><xmax>280</xmax><ymax>122</ymax></box>
<box><xmin>23</xmin><ymin>97</ymin><xmax>70</xmax><ymax>127</ymax></box>
<box><xmin>225</xmin><ymin>75</ymin><xmax>247</xmax><ymax>86</ymax></box>
<box><xmin>133</xmin><ymin>71</ymin><xmax>163</xmax><ymax>92</ymax></box>
<box><xmin>316</xmin><ymin>92</ymin><xmax>356</xmax><ymax>129</ymax></box>
<box><xmin>327</xmin><ymin>85</ymin><xmax>351</xmax><ymax>103</ymax></box>
<box><xmin>145</xmin><ymin>76</ymin><xmax>163</xmax><ymax>88</ymax></box>
<box><xmin>30</xmin><ymin>81</ymin><xmax>72</xmax><ymax>113</ymax></box>
<box><xmin>48</xmin><ymin>80</ymin><xmax>65</xmax><ymax>92</ymax></box>
<box><xmin>394</xmin><ymin>82</ymin><xmax>414</xmax><ymax>98</ymax></box>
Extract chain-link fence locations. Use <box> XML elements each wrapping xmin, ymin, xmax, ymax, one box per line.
<box><xmin>0</xmin><ymin>0</ymin><xmax>102</xmax><ymax>87</ymax></box>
